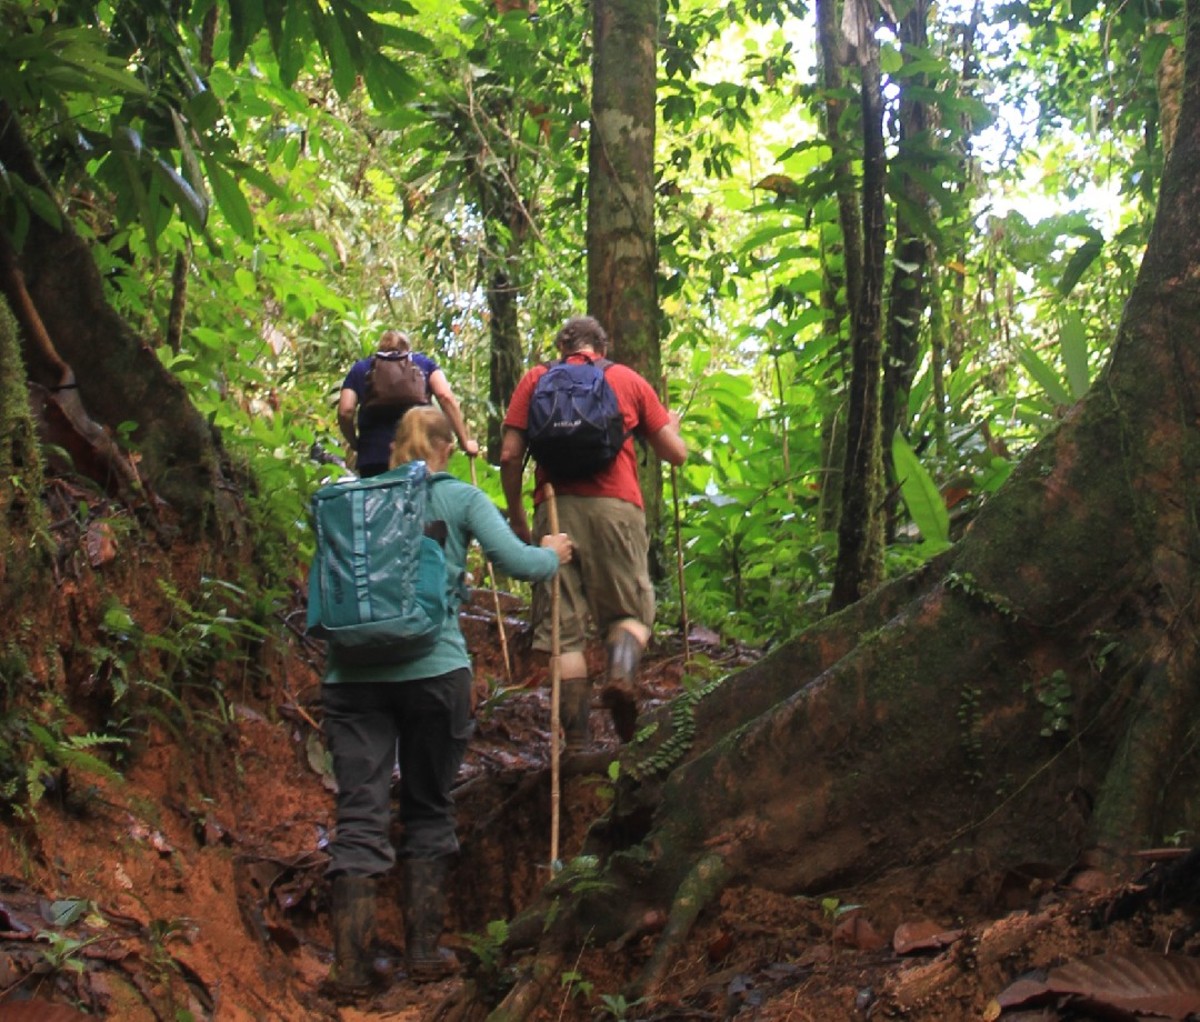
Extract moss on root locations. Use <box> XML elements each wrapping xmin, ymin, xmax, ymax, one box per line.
<box><xmin>0</xmin><ymin>297</ymin><xmax>51</xmax><ymax>593</ymax></box>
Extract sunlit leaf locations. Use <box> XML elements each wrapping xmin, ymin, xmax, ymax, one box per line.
<box><xmin>1058</xmin><ymin>310</ymin><xmax>1090</xmax><ymax>399</ymax></box>
<box><xmin>892</xmin><ymin>431</ymin><xmax>950</xmax><ymax>549</ymax></box>
<box><xmin>1019</xmin><ymin>346</ymin><xmax>1072</xmax><ymax>407</ymax></box>
<box><xmin>1057</xmin><ymin>235</ymin><xmax>1103</xmax><ymax>297</ymax></box>
<box><xmin>203</xmin><ymin>156</ymin><xmax>255</xmax><ymax>241</ymax></box>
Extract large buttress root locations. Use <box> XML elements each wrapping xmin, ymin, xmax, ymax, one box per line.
<box><xmin>0</xmin><ymin>103</ymin><xmax>240</xmax><ymax>535</ymax></box>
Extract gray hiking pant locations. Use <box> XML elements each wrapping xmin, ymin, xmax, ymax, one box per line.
<box><xmin>322</xmin><ymin>668</ymin><xmax>473</xmax><ymax>877</ymax></box>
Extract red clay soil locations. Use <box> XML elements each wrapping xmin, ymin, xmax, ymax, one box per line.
<box><xmin>0</xmin><ymin>585</ymin><xmax>1196</xmax><ymax>1022</ymax></box>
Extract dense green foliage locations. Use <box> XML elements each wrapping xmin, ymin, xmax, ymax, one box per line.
<box><xmin>0</xmin><ymin>0</ymin><xmax>1180</xmax><ymax>648</ymax></box>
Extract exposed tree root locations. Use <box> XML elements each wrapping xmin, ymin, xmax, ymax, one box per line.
<box><xmin>630</xmin><ymin>852</ymin><xmax>730</xmax><ymax>999</ymax></box>
<box><xmin>484</xmin><ymin>948</ymin><xmax>564</xmax><ymax>1022</ymax></box>
<box><xmin>0</xmin><ymin>242</ymin><xmax>144</xmax><ymax>502</ymax></box>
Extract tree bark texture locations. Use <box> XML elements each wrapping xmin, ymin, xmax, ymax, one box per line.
<box><xmin>882</xmin><ymin>0</ymin><xmax>932</xmax><ymax>540</ymax></box>
<box><xmin>829</xmin><ymin>43</ymin><xmax>888</xmax><ymax>612</ymax></box>
<box><xmin>815</xmin><ymin>0</ymin><xmax>863</xmax><ymax>317</ymax></box>
<box><xmin>486</xmin><ymin>265</ymin><xmax>523</xmax><ymax>462</ymax></box>
<box><xmin>465</xmin><ymin>95</ymin><xmax>531</xmax><ymax>464</ymax></box>
<box><xmin>812</xmin><ymin>0</ymin><xmax>860</xmax><ymax>538</ymax></box>
<box><xmin>587</xmin><ymin>0</ymin><xmax>667</xmax><ymax>573</ymax></box>
<box><xmin>0</xmin><ymin>106</ymin><xmax>238</xmax><ymax>536</ymax></box>
<box><xmin>470</xmin><ymin>4</ymin><xmax>1200</xmax><ymax>1013</ymax></box>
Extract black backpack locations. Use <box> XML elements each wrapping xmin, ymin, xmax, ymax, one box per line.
<box><xmin>362</xmin><ymin>352</ymin><xmax>429</xmax><ymax>414</ymax></box>
<box><xmin>525</xmin><ymin>356</ymin><xmax>630</xmax><ymax>480</ymax></box>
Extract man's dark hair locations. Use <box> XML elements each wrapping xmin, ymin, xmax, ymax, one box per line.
<box><xmin>555</xmin><ymin>316</ymin><xmax>608</xmax><ymax>355</ymax></box>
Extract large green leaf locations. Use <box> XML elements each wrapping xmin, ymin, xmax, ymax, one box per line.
<box><xmin>1058</xmin><ymin>310</ymin><xmax>1091</xmax><ymax>399</ymax></box>
<box><xmin>1019</xmin><ymin>346</ymin><xmax>1072</xmax><ymax>408</ymax></box>
<box><xmin>892</xmin><ymin>431</ymin><xmax>950</xmax><ymax>550</ymax></box>
<box><xmin>1056</xmin><ymin>233</ymin><xmax>1103</xmax><ymax>297</ymax></box>
<box><xmin>202</xmin><ymin>155</ymin><xmax>255</xmax><ymax>241</ymax></box>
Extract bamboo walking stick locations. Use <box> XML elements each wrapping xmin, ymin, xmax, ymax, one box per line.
<box><xmin>670</xmin><ymin>462</ymin><xmax>690</xmax><ymax>666</ymax></box>
<box><xmin>545</xmin><ymin>482</ymin><xmax>562</xmax><ymax>871</ymax></box>
<box><xmin>663</xmin><ymin>373</ymin><xmax>690</xmax><ymax>665</ymax></box>
<box><xmin>469</xmin><ymin>457</ymin><xmax>513</xmax><ymax>686</ymax></box>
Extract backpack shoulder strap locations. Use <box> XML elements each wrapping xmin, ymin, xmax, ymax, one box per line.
<box><xmin>422</xmin><ymin>473</ymin><xmax>450</xmax><ymax>544</ymax></box>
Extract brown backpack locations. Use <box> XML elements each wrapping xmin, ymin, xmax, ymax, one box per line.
<box><xmin>362</xmin><ymin>352</ymin><xmax>430</xmax><ymax>413</ymax></box>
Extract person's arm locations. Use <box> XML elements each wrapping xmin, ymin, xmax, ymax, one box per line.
<box><xmin>466</xmin><ymin>486</ymin><xmax>567</xmax><ymax>579</ymax></box>
<box><xmin>499</xmin><ymin>426</ymin><xmax>532</xmax><ymax>544</ymax></box>
<box><xmin>647</xmin><ymin>409</ymin><xmax>687</xmax><ymax>466</ymax></box>
<box><xmin>428</xmin><ymin>369</ymin><xmax>480</xmax><ymax>456</ymax></box>
<box><xmin>337</xmin><ymin>388</ymin><xmax>359</xmax><ymax>451</ymax></box>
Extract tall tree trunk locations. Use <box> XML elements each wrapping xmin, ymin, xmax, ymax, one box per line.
<box><xmin>947</xmin><ymin>0</ymin><xmax>985</xmax><ymax>373</ymax></box>
<box><xmin>587</xmin><ymin>0</ymin><xmax>667</xmax><ymax>575</ymax></box>
<box><xmin>881</xmin><ymin>0</ymin><xmax>932</xmax><ymax>541</ymax></box>
<box><xmin>485</xmin><ymin>263</ymin><xmax>524</xmax><ymax>463</ymax></box>
<box><xmin>815</xmin><ymin>0</ymin><xmax>863</xmax><ymax>317</ymax></box>
<box><xmin>814</xmin><ymin>0</ymin><xmax>860</xmax><ymax>536</ymax></box>
<box><xmin>829</xmin><ymin>27</ymin><xmax>887</xmax><ymax>612</ymax></box>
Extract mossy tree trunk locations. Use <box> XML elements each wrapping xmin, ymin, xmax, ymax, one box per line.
<box><xmin>813</xmin><ymin>0</ymin><xmax>858</xmax><ymax>537</ymax></box>
<box><xmin>828</xmin><ymin>17</ymin><xmax>888</xmax><ymax>612</ymax></box>
<box><xmin>586</xmin><ymin>0</ymin><xmax>667</xmax><ymax>574</ymax></box>
<box><xmin>485</xmin><ymin>264</ymin><xmax>525</xmax><ymax>463</ymax></box>
<box><xmin>465</xmin><ymin>1</ymin><xmax>1200</xmax><ymax>1014</ymax></box>
<box><xmin>881</xmin><ymin>0</ymin><xmax>932</xmax><ymax>542</ymax></box>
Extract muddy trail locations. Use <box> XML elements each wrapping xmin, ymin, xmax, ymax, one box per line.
<box><xmin>2</xmin><ymin>574</ymin><xmax>1199</xmax><ymax>1022</ymax></box>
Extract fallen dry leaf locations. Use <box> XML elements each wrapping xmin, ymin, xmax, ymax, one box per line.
<box><xmin>892</xmin><ymin>919</ymin><xmax>965</xmax><ymax>954</ymax></box>
<box><xmin>84</xmin><ymin>521</ymin><xmax>117</xmax><ymax>567</ymax></box>
<box><xmin>996</xmin><ymin>951</ymin><xmax>1200</xmax><ymax>1019</ymax></box>
<box><xmin>833</xmin><ymin>913</ymin><xmax>886</xmax><ymax>951</ymax></box>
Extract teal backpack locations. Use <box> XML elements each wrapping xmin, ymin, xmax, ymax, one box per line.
<box><xmin>306</xmin><ymin>461</ymin><xmax>453</xmax><ymax>666</ymax></box>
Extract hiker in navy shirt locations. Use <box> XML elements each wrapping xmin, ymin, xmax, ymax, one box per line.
<box><xmin>338</xmin><ymin>329</ymin><xmax>479</xmax><ymax>477</ymax></box>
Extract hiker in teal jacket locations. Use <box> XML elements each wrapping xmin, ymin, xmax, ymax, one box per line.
<box><xmin>322</xmin><ymin>406</ymin><xmax>572</xmax><ymax>995</ymax></box>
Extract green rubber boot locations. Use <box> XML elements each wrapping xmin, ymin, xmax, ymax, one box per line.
<box><xmin>324</xmin><ymin>874</ymin><xmax>380</xmax><ymax>998</ymax></box>
<box><xmin>560</xmin><ymin>677</ymin><xmax>592</xmax><ymax>753</ymax></box>
<box><xmin>601</xmin><ymin>630</ymin><xmax>643</xmax><ymax>742</ymax></box>
<box><xmin>404</xmin><ymin>857</ymin><xmax>460</xmax><ymax>983</ymax></box>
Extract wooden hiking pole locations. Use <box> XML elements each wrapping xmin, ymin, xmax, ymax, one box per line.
<box><xmin>546</xmin><ymin>482</ymin><xmax>562</xmax><ymax>870</ymax></box>
<box><xmin>670</xmin><ymin>462</ymin><xmax>690</xmax><ymax>665</ymax></box>
<box><xmin>663</xmin><ymin>373</ymin><xmax>690</xmax><ymax>665</ymax></box>
<box><xmin>469</xmin><ymin>457</ymin><xmax>513</xmax><ymax>686</ymax></box>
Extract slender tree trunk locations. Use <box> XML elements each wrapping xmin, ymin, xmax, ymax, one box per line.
<box><xmin>486</xmin><ymin>263</ymin><xmax>524</xmax><ymax>463</ymax></box>
<box><xmin>881</xmin><ymin>0</ymin><xmax>932</xmax><ymax>541</ymax></box>
<box><xmin>947</xmin><ymin>0</ymin><xmax>985</xmax><ymax>373</ymax></box>
<box><xmin>813</xmin><ymin>0</ymin><xmax>861</xmax><ymax>539</ymax></box>
<box><xmin>829</xmin><ymin>35</ymin><xmax>887</xmax><ymax>612</ymax></box>
<box><xmin>587</xmin><ymin>0</ymin><xmax>666</xmax><ymax>574</ymax></box>
<box><xmin>815</xmin><ymin>0</ymin><xmax>863</xmax><ymax>316</ymax></box>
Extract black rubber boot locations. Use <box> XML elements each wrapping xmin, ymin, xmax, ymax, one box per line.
<box><xmin>323</xmin><ymin>874</ymin><xmax>380</xmax><ymax>998</ymax></box>
<box><xmin>601</xmin><ymin>630</ymin><xmax>643</xmax><ymax>742</ymax></box>
<box><xmin>403</xmin><ymin>857</ymin><xmax>460</xmax><ymax>983</ymax></box>
<box><xmin>559</xmin><ymin>677</ymin><xmax>592</xmax><ymax>753</ymax></box>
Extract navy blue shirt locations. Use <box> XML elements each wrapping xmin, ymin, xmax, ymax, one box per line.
<box><xmin>342</xmin><ymin>352</ymin><xmax>438</xmax><ymax>471</ymax></box>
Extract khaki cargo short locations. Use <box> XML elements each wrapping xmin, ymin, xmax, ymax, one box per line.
<box><xmin>531</xmin><ymin>495</ymin><xmax>655</xmax><ymax>654</ymax></box>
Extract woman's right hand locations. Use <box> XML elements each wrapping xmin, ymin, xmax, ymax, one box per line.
<box><xmin>540</xmin><ymin>532</ymin><xmax>573</xmax><ymax>565</ymax></box>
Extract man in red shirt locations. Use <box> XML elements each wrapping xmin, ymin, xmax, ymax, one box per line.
<box><xmin>500</xmin><ymin>316</ymin><xmax>687</xmax><ymax>751</ymax></box>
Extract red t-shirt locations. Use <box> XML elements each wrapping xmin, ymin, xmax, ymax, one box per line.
<box><xmin>504</xmin><ymin>354</ymin><xmax>671</xmax><ymax>509</ymax></box>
